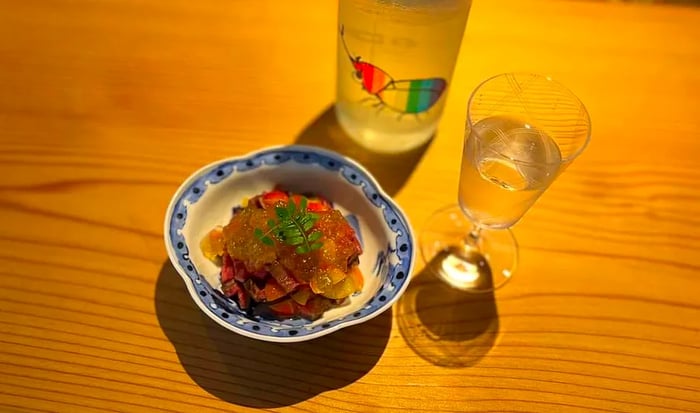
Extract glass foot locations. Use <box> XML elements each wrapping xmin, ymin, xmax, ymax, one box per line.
<box><xmin>419</xmin><ymin>205</ymin><xmax>518</xmax><ymax>293</ymax></box>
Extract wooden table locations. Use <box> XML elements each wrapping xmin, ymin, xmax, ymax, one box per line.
<box><xmin>1</xmin><ymin>0</ymin><xmax>699</xmax><ymax>412</ymax></box>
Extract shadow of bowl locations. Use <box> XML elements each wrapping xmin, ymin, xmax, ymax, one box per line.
<box><xmin>155</xmin><ymin>260</ymin><xmax>392</xmax><ymax>408</ymax></box>
<box><xmin>294</xmin><ymin>104</ymin><xmax>433</xmax><ymax>196</ymax></box>
<box><xmin>395</xmin><ymin>260</ymin><xmax>500</xmax><ymax>368</ymax></box>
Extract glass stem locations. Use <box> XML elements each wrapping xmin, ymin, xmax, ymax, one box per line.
<box><xmin>465</xmin><ymin>225</ymin><xmax>482</xmax><ymax>248</ymax></box>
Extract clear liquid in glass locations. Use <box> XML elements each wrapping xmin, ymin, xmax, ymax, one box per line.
<box><xmin>459</xmin><ymin>115</ymin><xmax>562</xmax><ymax>229</ymax></box>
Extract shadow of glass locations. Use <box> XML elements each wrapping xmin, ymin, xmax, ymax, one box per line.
<box><xmin>294</xmin><ymin>104</ymin><xmax>433</xmax><ymax>196</ymax></box>
<box><xmin>396</xmin><ymin>258</ymin><xmax>500</xmax><ymax>368</ymax></box>
<box><xmin>155</xmin><ymin>260</ymin><xmax>392</xmax><ymax>408</ymax></box>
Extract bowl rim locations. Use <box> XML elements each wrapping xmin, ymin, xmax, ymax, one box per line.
<box><xmin>163</xmin><ymin>144</ymin><xmax>415</xmax><ymax>343</ymax></box>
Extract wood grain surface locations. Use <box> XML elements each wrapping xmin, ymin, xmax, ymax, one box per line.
<box><xmin>1</xmin><ymin>0</ymin><xmax>699</xmax><ymax>412</ymax></box>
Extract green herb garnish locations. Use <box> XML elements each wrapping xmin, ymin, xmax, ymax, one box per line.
<box><xmin>254</xmin><ymin>196</ymin><xmax>324</xmax><ymax>254</ymax></box>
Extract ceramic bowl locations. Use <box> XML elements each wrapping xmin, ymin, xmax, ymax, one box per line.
<box><xmin>164</xmin><ymin>145</ymin><xmax>415</xmax><ymax>342</ymax></box>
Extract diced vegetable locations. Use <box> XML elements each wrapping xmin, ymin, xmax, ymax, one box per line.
<box><xmin>310</xmin><ymin>272</ymin><xmax>332</xmax><ymax>294</ymax></box>
<box><xmin>307</xmin><ymin>198</ymin><xmax>331</xmax><ymax>212</ymax></box>
<box><xmin>260</xmin><ymin>190</ymin><xmax>289</xmax><ymax>208</ymax></box>
<box><xmin>200</xmin><ymin>226</ymin><xmax>225</xmax><ymax>260</ymax></box>
<box><xmin>310</xmin><ymin>268</ymin><xmax>347</xmax><ymax>295</ymax></box>
<box><xmin>291</xmin><ymin>285</ymin><xmax>312</xmax><ymax>305</ymax></box>
<box><xmin>320</xmin><ymin>274</ymin><xmax>358</xmax><ymax>299</ymax></box>
<box><xmin>349</xmin><ymin>266</ymin><xmax>364</xmax><ymax>290</ymax></box>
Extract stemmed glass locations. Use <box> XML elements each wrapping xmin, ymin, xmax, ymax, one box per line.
<box><xmin>420</xmin><ymin>73</ymin><xmax>591</xmax><ymax>293</ymax></box>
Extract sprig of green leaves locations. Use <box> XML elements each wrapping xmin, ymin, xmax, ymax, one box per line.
<box><xmin>253</xmin><ymin>196</ymin><xmax>324</xmax><ymax>254</ymax></box>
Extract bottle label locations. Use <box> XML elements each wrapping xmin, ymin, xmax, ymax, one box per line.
<box><xmin>339</xmin><ymin>24</ymin><xmax>448</xmax><ymax>116</ymax></box>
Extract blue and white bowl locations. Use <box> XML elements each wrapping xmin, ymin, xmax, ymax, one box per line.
<box><xmin>163</xmin><ymin>145</ymin><xmax>415</xmax><ymax>342</ymax></box>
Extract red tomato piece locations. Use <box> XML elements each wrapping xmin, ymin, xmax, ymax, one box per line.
<box><xmin>261</xmin><ymin>190</ymin><xmax>289</xmax><ymax>208</ymax></box>
<box><xmin>307</xmin><ymin>199</ymin><xmax>331</xmax><ymax>212</ymax></box>
<box><xmin>289</xmin><ymin>194</ymin><xmax>303</xmax><ymax>206</ymax></box>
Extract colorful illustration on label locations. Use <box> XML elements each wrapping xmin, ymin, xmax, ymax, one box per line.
<box><xmin>340</xmin><ymin>25</ymin><xmax>447</xmax><ymax>116</ymax></box>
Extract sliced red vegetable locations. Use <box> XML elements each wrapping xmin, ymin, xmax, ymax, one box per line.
<box><xmin>288</xmin><ymin>194</ymin><xmax>331</xmax><ymax>212</ymax></box>
<box><xmin>307</xmin><ymin>198</ymin><xmax>331</xmax><ymax>212</ymax></box>
<box><xmin>289</xmin><ymin>194</ymin><xmax>303</xmax><ymax>206</ymax></box>
<box><xmin>260</xmin><ymin>190</ymin><xmax>289</xmax><ymax>208</ymax></box>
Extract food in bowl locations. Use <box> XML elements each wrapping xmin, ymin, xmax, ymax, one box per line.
<box><xmin>200</xmin><ymin>187</ymin><xmax>364</xmax><ymax>320</ymax></box>
<box><xmin>164</xmin><ymin>145</ymin><xmax>416</xmax><ymax>342</ymax></box>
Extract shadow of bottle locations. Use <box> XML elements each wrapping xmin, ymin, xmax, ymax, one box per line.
<box><xmin>294</xmin><ymin>104</ymin><xmax>433</xmax><ymax>196</ymax></box>
<box><xmin>154</xmin><ymin>260</ymin><xmax>392</xmax><ymax>408</ymax></box>
<box><xmin>395</xmin><ymin>254</ymin><xmax>500</xmax><ymax>368</ymax></box>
